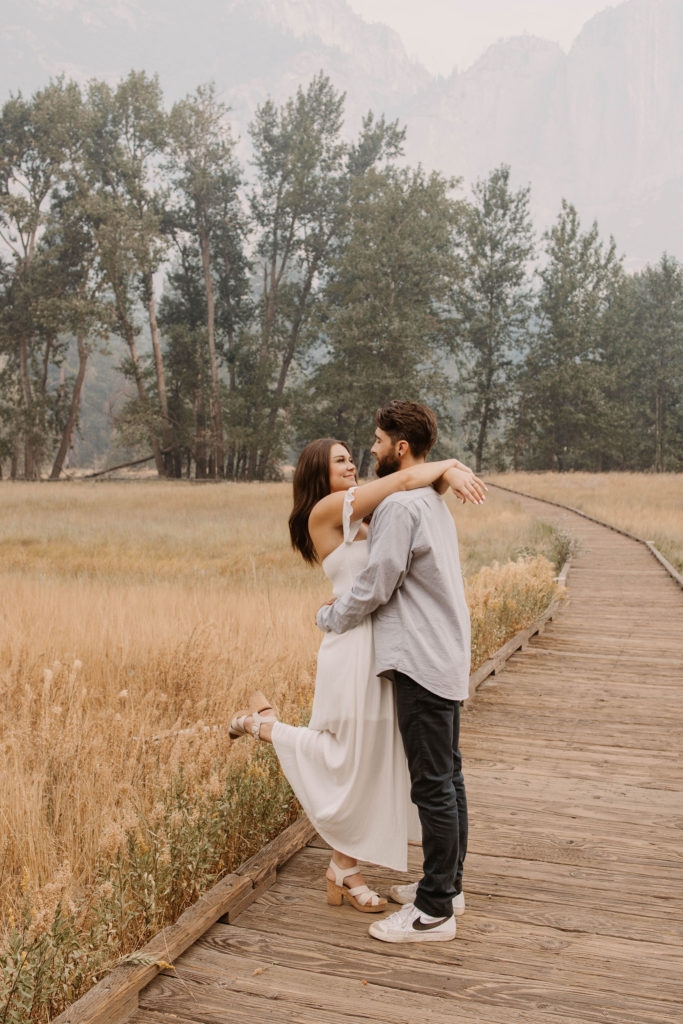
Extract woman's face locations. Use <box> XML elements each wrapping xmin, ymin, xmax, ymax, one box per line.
<box><xmin>328</xmin><ymin>443</ymin><xmax>357</xmax><ymax>493</ymax></box>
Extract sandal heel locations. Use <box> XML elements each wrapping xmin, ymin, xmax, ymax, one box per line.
<box><xmin>326</xmin><ymin>879</ymin><xmax>344</xmax><ymax>906</ymax></box>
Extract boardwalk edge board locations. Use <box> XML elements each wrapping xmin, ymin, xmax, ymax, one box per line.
<box><xmin>488</xmin><ymin>481</ymin><xmax>683</xmax><ymax>589</ymax></box>
<box><xmin>53</xmin><ymin>816</ymin><xmax>316</xmax><ymax>1024</ymax></box>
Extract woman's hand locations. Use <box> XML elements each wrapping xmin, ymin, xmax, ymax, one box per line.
<box><xmin>444</xmin><ymin>466</ymin><xmax>488</xmax><ymax>505</ymax></box>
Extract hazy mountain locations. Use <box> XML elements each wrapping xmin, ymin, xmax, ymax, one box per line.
<box><xmin>2</xmin><ymin>0</ymin><xmax>682</xmax><ymax>266</ymax></box>
<box><xmin>1</xmin><ymin>0</ymin><xmax>428</xmax><ymax>131</ymax></box>
<box><xmin>403</xmin><ymin>0</ymin><xmax>683</xmax><ymax>268</ymax></box>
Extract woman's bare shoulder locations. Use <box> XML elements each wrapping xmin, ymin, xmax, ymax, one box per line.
<box><xmin>308</xmin><ymin>489</ymin><xmax>346</xmax><ymax>527</ymax></box>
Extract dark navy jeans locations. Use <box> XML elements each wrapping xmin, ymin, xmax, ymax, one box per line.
<box><xmin>394</xmin><ymin>671</ymin><xmax>468</xmax><ymax>919</ymax></box>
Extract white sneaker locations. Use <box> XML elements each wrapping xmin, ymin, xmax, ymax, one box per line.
<box><xmin>388</xmin><ymin>881</ymin><xmax>465</xmax><ymax>916</ymax></box>
<box><xmin>368</xmin><ymin>903</ymin><xmax>456</xmax><ymax>943</ymax></box>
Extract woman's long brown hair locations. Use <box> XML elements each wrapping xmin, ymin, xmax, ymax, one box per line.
<box><xmin>288</xmin><ymin>438</ymin><xmax>351</xmax><ymax>564</ymax></box>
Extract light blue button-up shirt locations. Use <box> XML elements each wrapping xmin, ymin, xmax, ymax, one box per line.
<box><xmin>316</xmin><ymin>486</ymin><xmax>471</xmax><ymax>701</ymax></box>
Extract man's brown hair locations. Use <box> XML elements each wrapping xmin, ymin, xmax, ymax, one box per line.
<box><xmin>375</xmin><ymin>400</ymin><xmax>438</xmax><ymax>458</ymax></box>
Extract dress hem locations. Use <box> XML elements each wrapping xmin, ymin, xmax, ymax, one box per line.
<box><xmin>272</xmin><ymin>721</ymin><xmax>409</xmax><ymax>873</ymax></box>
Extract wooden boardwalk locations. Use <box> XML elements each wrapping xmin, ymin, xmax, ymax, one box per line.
<box><xmin>129</xmin><ymin>494</ymin><xmax>682</xmax><ymax>1024</ymax></box>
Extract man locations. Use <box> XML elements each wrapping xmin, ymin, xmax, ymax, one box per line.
<box><xmin>316</xmin><ymin>400</ymin><xmax>476</xmax><ymax>943</ymax></box>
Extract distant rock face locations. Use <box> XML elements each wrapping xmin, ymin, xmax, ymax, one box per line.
<box><xmin>226</xmin><ymin>0</ymin><xmax>428</xmax><ymax>92</ymax></box>
<box><xmin>403</xmin><ymin>0</ymin><xmax>683</xmax><ymax>267</ymax></box>
<box><xmin>403</xmin><ymin>36</ymin><xmax>565</xmax><ymax>187</ymax></box>
<box><xmin>1</xmin><ymin>0</ymin><xmax>682</xmax><ymax>266</ymax></box>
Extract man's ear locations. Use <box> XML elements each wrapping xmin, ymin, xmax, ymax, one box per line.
<box><xmin>397</xmin><ymin>440</ymin><xmax>409</xmax><ymax>458</ymax></box>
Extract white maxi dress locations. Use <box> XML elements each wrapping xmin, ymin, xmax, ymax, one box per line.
<box><xmin>271</xmin><ymin>488</ymin><xmax>417</xmax><ymax>871</ymax></box>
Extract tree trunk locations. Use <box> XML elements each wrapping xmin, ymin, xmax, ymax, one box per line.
<box><xmin>145</xmin><ymin>271</ymin><xmax>169</xmax><ymax>426</ymax></box>
<box><xmin>654</xmin><ymin>390</ymin><xmax>663</xmax><ymax>472</ymax></box>
<box><xmin>247</xmin><ymin>442</ymin><xmax>259</xmax><ymax>480</ymax></box>
<box><xmin>474</xmin><ymin>361</ymin><xmax>494</xmax><ymax>473</ymax></box>
<box><xmin>198</xmin><ymin>226</ymin><xmax>224</xmax><ymax>477</ymax></box>
<box><xmin>118</xmin><ymin>301</ymin><xmax>165</xmax><ymax>477</ymax></box>
<box><xmin>50</xmin><ymin>335</ymin><xmax>89</xmax><ymax>480</ymax></box>
<box><xmin>256</xmin><ymin>275</ymin><xmax>315</xmax><ymax>478</ymax></box>
<box><xmin>474</xmin><ymin>401</ymin><xmax>489</xmax><ymax>474</ymax></box>
<box><xmin>18</xmin><ymin>332</ymin><xmax>38</xmax><ymax>479</ymax></box>
<box><xmin>223</xmin><ymin>256</ymin><xmax>237</xmax><ymax>393</ymax></box>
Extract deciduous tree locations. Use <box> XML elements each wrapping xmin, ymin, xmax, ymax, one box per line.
<box><xmin>453</xmin><ymin>165</ymin><xmax>534</xmax><ymax>472</ymax></box>
<box><xmin>516</xmin><ymin>201</ymin><xmax>622</xmax><ymax>470</ymax></box>
<box><xmin>300</xmin><ymin>165</ymin><xmax>460</xmax><ymax>470</ymax></box>
<box><xmin>167</xmin><ymin>84</ymin><xmax>248</xmax><ymax>477</ymax></box>
<box><xmin>0</xmin><ymin>79</ymin><xmax>84</xmax><ymax>477</ymax></box>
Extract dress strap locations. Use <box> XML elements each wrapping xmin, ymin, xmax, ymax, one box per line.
<box><xmin>342</xmin><ymin>486</ymin><xmax>362</xmax><ymax>544</ymax></box>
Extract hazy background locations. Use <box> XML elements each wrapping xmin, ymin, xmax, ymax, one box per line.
<box><xmin>3</xmin><ymin>0</ymin><xmax>681</xmax><ymax>268</ymax></box>
<box><xmin>2</xmin><ymin>0</ymin><xmax>681</xmax><ymax>477</ymax></box>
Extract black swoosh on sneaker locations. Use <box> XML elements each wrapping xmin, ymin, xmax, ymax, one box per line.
<box><xmin>412</xmin><ymin>915</ymin><xmax>450</xmax><ymax>931</ymax></box>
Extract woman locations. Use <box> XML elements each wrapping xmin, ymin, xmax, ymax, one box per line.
<box><xmin>230</xmin><ymin>438</ymin><xmax>481</xmax><ymax>912</ymax></box>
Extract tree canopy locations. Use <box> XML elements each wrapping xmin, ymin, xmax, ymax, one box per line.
<box><xmin>0</xmin><ymin>75</ymin><xmax>681</xmax><ymax>479</ymax></box>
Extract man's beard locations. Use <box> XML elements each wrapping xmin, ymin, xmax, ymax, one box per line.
<box><xmin>374</xmin><ymin>451</ymin><xmax>402</xmax><ymax>477</ymax></box>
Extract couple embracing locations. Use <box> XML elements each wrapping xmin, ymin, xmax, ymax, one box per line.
<box><xmin>230</xmin><ymin>400</ymin><xmax>486</xmax><ymax>943</ymax></box>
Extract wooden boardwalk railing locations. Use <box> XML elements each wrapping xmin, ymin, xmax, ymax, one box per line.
<box><xmin>61</xmin><ymin>490</ymin><xmax>683</xmax><ymax>1024</ymax></box>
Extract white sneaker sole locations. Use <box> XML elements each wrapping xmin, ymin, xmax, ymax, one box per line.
<box><xmin>368</xmin><ymin>921</ymin><xmax>456</xmax><ymax>943</ymax></box>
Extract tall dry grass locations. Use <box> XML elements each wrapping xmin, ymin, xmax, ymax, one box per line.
<box><xmin>0</xmin><ymin>481</ymin><xmax>563</xmax><ymax>1019</ymax></box>
<box><xmin>487</xmin><ymin>472</ymin><xmax>683</xmax><ymax>572</ymax></box>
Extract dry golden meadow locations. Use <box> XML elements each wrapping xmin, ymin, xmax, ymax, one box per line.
<box><xmin>487</xmin><ymin>472</ymin><xmax>683</xmax><ymax>572</ymax></box>
<box><xmin>0</xmin><ymin>480</ymin><xmax>567</xmax><ymax>1019</ymax></box>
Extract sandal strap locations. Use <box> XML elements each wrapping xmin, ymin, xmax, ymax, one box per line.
<box><xmin>347</xmin><ymin>884</ymin><xmax>380</xmax><ymax>906</ymax></box>
<box><xmin>329</xmin><ymin>860</ymin><xmax>361</xmax><ymax>886</ymax></box>
<box><xmin>249</xmin><ymin>709</ymin><xmax>277</xmax><ymax>739</ymax></box>
<box><xmin>230</xmin><ymin>711</ymin><xmax>250</xmax><ymax>736</ymax></box>
<box><xmin>328</xmin><ymin>860</ymin><xmax>380</xmax><ymax>905</ymax></box>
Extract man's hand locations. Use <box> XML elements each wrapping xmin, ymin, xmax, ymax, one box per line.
<box><xmin>445</xmin><ymin>466</ymin><xmax>488</xmax><ymax>505</ymax></box>
<box><xmin>317</xmin><ymin>597</ymin><xmax>335</xmax><ymax>623</ymax></box>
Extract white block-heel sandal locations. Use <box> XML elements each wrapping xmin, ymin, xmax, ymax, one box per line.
<box><xmin>229</xmin><ymin>691</ymin><xmax>278</xmax><ymax>739</ymax></box>
<box><xmin>326</xmin><ymin>859</ymin><xmax>388</xmax><ymax>913</ymax></box>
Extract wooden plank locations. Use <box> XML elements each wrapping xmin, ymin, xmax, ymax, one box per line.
<box><xmin>199</xmin><ymin>918</ymin><xmax>683</xmax><ymax>1005</ymax></box>
<box><xmin>156</xmin><ymin>925</ymin><xmax>683</xmax><ymax>1024</ymax></box>
<box><xmin>282</xmin><ymin>844</ymin><xmax>683</xmax><ymax>912</ymax></box>
<box><xmin>475</xmin><ymin>692</ymin><xmax>683</xmax><ymax>720</ymax></box>
<box><xmin>255</xmin><ymin>872</ymin><xmax>683</xmax><ymax>949</ymax></box>
<box><xmin>465</xmin><ymin>766</ymin><xmax>682</xmax><ymax>820</ymax></box>
<box><xmin>461</xmin><ymin>731</ymin><xmax>682</xmax><ymax>773</ymax></box>
<box><xmin>487</xmin><ymin>660</ymin><xmax>683</xmax><ymax>685</ymax></box>
<box><xmin>142</xmin><ymin>938</ymin><xmax>682</xmax><ymax>1024</ymax></box>
<box><xmin>141</xmin><ymin>964</ymin><xmax>461</xmax><ymax>1024</ymax></box>
<box><xmin>139</xmin><ymin>975</ymin><xmax>420</xmax><ymax>1024</ymax></box>
<box><xmin>460</xmin><ymin>713</ymin><xmax>683</xmax><ymax>750</ymax></box>
<box><xmin>463</xmin><ymin>820</ymin><xmax>682</xmax><ymax>877</ymax></box>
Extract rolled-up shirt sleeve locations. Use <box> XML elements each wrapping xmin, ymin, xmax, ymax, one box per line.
<box><xmin>316</xmin><ymin>501</ymin><xmax>414</xmax><ymax>634</ymax></box>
